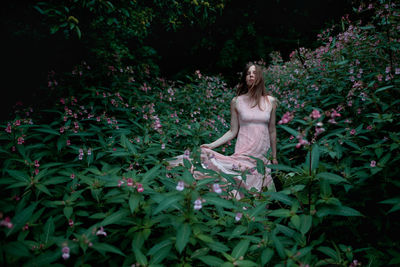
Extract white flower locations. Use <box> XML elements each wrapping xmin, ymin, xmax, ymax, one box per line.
<box><xmin>96</xmin><ymin>226</ymin><xmax>107</xmax><ymax>236</ymax></box>
<box><xmin>235</xmin><ymin>212</ymin><xmax>242</xmax><ymax>221</ymax></box>
<box><xmin>194</xmin><ymin>199</ymin><xmax>202</xmax><ymax>210</ymax></box>
<box><xmin>176</xmin><ymin>181</ymin><xmax>185</xmax><ymax>191</ymax></box>
<box><xmin>213</xmin><ymin>183</ymin><xmax>222</xmax><ymax>194</ymax></box>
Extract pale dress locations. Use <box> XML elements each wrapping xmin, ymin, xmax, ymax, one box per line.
<box><xmin>168</xmin><ymin>94</ymin><xmax>275</xmax><ymax>194</ymax></box>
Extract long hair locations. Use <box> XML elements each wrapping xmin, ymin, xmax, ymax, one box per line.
<box><xmin>236</xmin><ymin>62</ymin><xmax>269</xmax><ymax>109</ymax></box>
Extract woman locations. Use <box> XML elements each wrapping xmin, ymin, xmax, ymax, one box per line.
<box><xmin>168</xmin><ymin>63</ymin><xmax>278</xmax><ymax>196</ymax></box>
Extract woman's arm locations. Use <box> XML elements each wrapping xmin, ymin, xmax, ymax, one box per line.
<box><xmin>201</xmin><ymin>97</ymin><xmax>239</xmax><ymax>150</ymax></box>
<box><xmin>268</xmin><ymin>97</ymin><xmax>278</xmax><ymax>164</ymax></box>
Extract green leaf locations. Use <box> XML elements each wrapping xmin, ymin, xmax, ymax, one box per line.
<box><xmin>316</xmin><ymin>172</ymin><xmax>348</xmax><ymax>184</ymax></box>
<box><xmin>43</xmin><ymin>217</ymin><xmax>55</xmax><ymax>244</ymax></box>
<box><xmin>198</xmin><ymin>255</ymin><xmax>224</xmax><ymax>266</ymax></box>
<box><xmin>204</xmin><ymin>196</ymin><xmax>235</xmax><ymax>209</ymax></box>
<box><xmin>149</xmin><ymin>244</ymin><xmax>172</xmax><ymax>264</ymax></box>
<box><xmin>235</xmin><ymin>260</ymin><xmax>258</xmax><ymax>267</ymax></box>
<box><xmin>141</xmin><ymin>164</ymin><xmax>161</xmax><ymax>184</ymax></box>
<box><xmin>271</xmin><ymin>233</ymin><xmax>286</xmax><ymax>258</ymax></box>
<box><xmin>230</xmin><ymin>225</ymin><xmax>248</xmax><ymax>238</ymax></box>
<box><xmin>8</xmin><ymin>202</ymin><xmax>37</xmax><ymax>236</ymax></box>
<box><xmin>291</xmin><ymin>215</ymin><xmax>301</xmax><ymax>231</ymax></box>
<box><xmin>207</xmin><ymin>241</ymin><xmax>230</xmax><ymax>253</ymax></box>
<box><xmin>300</xmin><ymin>215</ymin><xmax>312</xmax><ymax>234</ymax></box>
<box><xmin>92</xmin><ymin>242</ymin><xmax>126</xmax><ymax>256</ymax></box>
<box><xmin>176</xmin><ymin>223</ymin><xmax>191</xmax><ymax>254</ymax></box>
<box><xmin>35</xmin><ymin>184</ymin><xmax>51</xmax><ymax>196</ymax></box>
<box><xmin>64</xmin><ymin>207</ymin><xmax>73</xmax><ymax>219</ymax></box>
<box><xmin>231</xmin><ymin>239</ymin><xmax>250</xmax><ymax>259</ymax></box>
<box><xmin>3</xmin><ymin>241</ymin><xmax>31</xmax><ymax>257</ymax></box>
<box><xmin>317</xmin><ymin>246</ymin><xmax>339</xmax><ymax>261</ymax></box>
<box><xmin>311</xmin><ymin>144</ymin><xmax>320</xmax><ymax>172</ymax></box>
<box><xmin>153</xmin><ymin>194</ymin><xmax>183</xmax><ymax>215</ymax></box>
<box><xmin>261</xmin><ymin>248</ymin><xmax>274</xmax><ymax>265</ymax></box>
<box><xmin>317</xmin><ymin>205</ymin><xmax>362</xmax><ymax>217</ymax></box>
<box><xmin>278</xmin><ymin>125</ymin><xmax>299</xmax><ymax>137</ymax></box>
<box><xmin>267</xmin><ymin>191</ymin><xmax>293</xmax><ymax>205</ymax></box>
<box><xmin>129</xmin><ymin>194</ymin><xmax>141</xmax><ymax>213</ymax></box>
<box><xmin>375</xmin><ymin>85</ymin><xmax>393</xmax><ymax>93</ymax></box>
<box><xmin>268</xmin><ymin>209</ymin><xmax>291</xmax><ymax>218</ymax></box>
<box><xmin>6</xmin><ymin>170</ymin><xmax>30</xmax><ymax>182</ymax></box>
<box><xmin>133</xmin><ymin>247</ymin><xmax>148</xmax><ymax>265</ymax></box>
<box><xmin>147</xmin><ymin>239</ymin><xmax>173</xmax><ymax>255</ymax></box>
<box><xmin>100</xmin><ymin>210</ymin><xmax>128</xmax><ymax>226</ymax></box>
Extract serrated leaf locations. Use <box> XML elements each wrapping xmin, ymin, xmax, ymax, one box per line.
<box><xmin>92</xmin><ymin>242</ymin><xmax>126</xmax><ymax>256</ymax></box>
<box><xmin>316</xmin><ymin>172</ymin><xmax>348</xmax><ymax>184</ymax></box>
<box><xmin>176</xmin><ymin>223</ymin><xmax>191</xmax><ymax>254</ymax></box>
<box><xmin>129</xmin><ymin>194</ymin><xmax>141</xmax><ymax>213</ymax></box>
<box><xmin>141</xmin><ymin>164</ymin><xmax>161</xmax><ymax>184</ymax></box>
<box><xmin>207</xmin><ymin>241</ymin><xmax>230</xmax><ymax>252</ymax></box>
<box><xmin>7</xmin><ymin>203</ymin><xmax>38</xmax><ymax>237</ymax></box>
<box><xmin>204</xmin><ymin>196</ymin><xmax>235</xmax><ymax>209</ymax></box>
<box><xmin>198</xmin><ymin>255</ymin><xmax>224</xmax><ymax>266</ymax></box>
<box><xmin>261</xmin><ymin>248</ymin><xmax>274</xmax><ymax>265</ymax></box>
<box><xmin>267</xmin><ymin>191</ymin><xmax>294</xmax><ymax>205</ymax></box>
<box><xmin>153</xmin><ymin>194</ymin><xmax>183</xmax><ymax>215</ymax></box>
<box><xmin>43</xmin><ymin>217</ymin><xmax>55</xmax><ymax>244</ymax></box>
<box><xmin>64</xmin><ymin>207</ymin><xmax>73</xmax><ymax>219</ymax></box>
<box><xmin>268</xmin><ymin>209</ymin><xmax>291</xmax><ymax>218</ymax></box>
<box><xmin>317</xmin><ymin>246</ymin><xmax>338</xmax><ymax>261</ymax></box>
<box><xmin>317</xmin><ymin>205</ymin><xmax>362</xmax><ymax>217</ymax></box>
<box><xmin>100</xmin><ymin>210</ymin><xmax>128</xmax><ymax>226</ymax></box>
<box><xmin>311</xmin><ymin>144</ymin><xmax>320</xmax><ymax>172</ymax></box>
<box><xmin>231</xmin><ymin>239</ymin><xmax>250</xmax><ymax>259</ymax></box>
<box><xmin>300</xmin><ymin>215</ymin><xmax>312</xmax><ymax>234</ymax></box>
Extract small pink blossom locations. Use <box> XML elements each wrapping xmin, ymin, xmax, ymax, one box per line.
<box><xmin>61</xmin><ymin>246</ymin><xmax>70</xmax><ymax>260</ymax></box>
<box><xmin>367</xmin><ymin>125</ymin><xmax>373</xmax><ymax>130</ymax></box>
<box><xmin>96</xmin><ymin>226</ymin><xmax>107</xmax><ymax>236</ymax></box>
<box><xmin>136</xmin><ymin>183</ymin><xmax>144</xmax><ymax>193</ymax></box>
<box><xmin>127</xmin><ymin>178</ymin><xmax>133</xmax><ymax>187</ymax></box>
<box><xmin>34</xmin><ymin>169</ymin><xmax>39</xmax><ymax>175</ymax></box>
<box><xmin>0</xmin><ymin>217</ymin><xmax>13</xmax><ymax>228</ymax></box>
<box><xmin>370</xmin><ymin>160</ymin><xmax>376</xmax><ymax>167</ymax></box>
<box><xmin>5</xmin><ymin>124</ymin><xmax>12</xmax><ymax>133</ymax></box>
<box><xmin>68</xmin><ymin>219</ymin><xmax>74</xmax><ymax>227</ymax></box>
<box><xmin>310</xmin><ymin>109</ymin><xmax>321</xmax><ymax>119</ymax></box>
<box><xmin>235</xmin><ymin>212</ymin><xmax>242</xmax><ymax>221</ymax></box>
<box><xmin>34</xmin><ymin>160</ymin><xmax>40</xmax><ymax>167</ymax></box>
<box><xmin>17</xmin><ymin>137</ymin><xmax>25</xmax><ymax>145</ymax></box>
<box><xmin>70</xmin><ymin>173</ymin><xmax>75</xmax><ymax>179</ymax></box>
<box><xmin>161</xmin><ymin>143</ymin><xmax>165</xmax><ymax>149</ymax></box>
<box><xmin>118</xmin><ymin>180</ymin><xmax>124</xmax><ymax>187</ymax></box>
<box><xmin>350</xmin><ymin>129</ymin><xmax>356</xmax><ymax>135</ymax></box>
<box><xmin>66</xmin><ymin>140</ymin><xmax>71</xmax><ymax>146</ymax></box>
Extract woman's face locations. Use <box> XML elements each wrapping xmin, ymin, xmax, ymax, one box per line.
<box><xmin>246</xmin><ymin>65</ymin><xmax>256</xmax><ymax>88</ymax></box>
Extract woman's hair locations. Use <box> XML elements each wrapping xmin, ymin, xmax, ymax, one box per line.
<box><xmin>236</xmin><ymin>62</ymin><xmax>269</xmax><ymax>109</ymax></box>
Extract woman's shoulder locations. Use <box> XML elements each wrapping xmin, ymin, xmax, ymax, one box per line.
<box><xmin>266</xmin><ymin>95</ymin><xmax>278</xmax><ymax>107</ymax></box>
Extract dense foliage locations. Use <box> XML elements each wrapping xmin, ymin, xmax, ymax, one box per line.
<box><xmin>1</xmin><ymin>0</ymin><xmax>399</xmax><ymax>266</ymax></box>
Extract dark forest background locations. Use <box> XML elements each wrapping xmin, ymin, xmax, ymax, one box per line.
<box><xmin>1</xmin><ymin>0</ymin><xmax>353</xmax><ymax>121</ymax></box>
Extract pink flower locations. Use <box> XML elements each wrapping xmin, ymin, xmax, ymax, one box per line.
<box><xmin>96</xmin><ymin>226</ymin><xmax>107</xmax><ymax>236</ymax></box>
<box><xmin>310</xmin><ymin>109</ymin><xmax>321</xmax><ymax>119</ymax></box>
<box><xmin>278</xmin><ymin>111</ymin><xmax>294</xmax><ymax>124</ymax></box>
<box><xmin>176</xmin><ymin>181</ymin><xmax>185</xmax><ymax>191</ymax></box>
<box><xmin>194</xmin><ymin>199</ymin><xmax>202</xmax><ymax>210</ymax></box>
<box><xmin>60</xmin><ymin>127</ymin><xmax>65</xmax><ymax>133</ymax></box>
<box><xmin>213</xmin><ymin>184</ymin><xmax>222</xmax><ymax>194</ymax></box>
<box><xmin>127</xmin><ymin>178</ymin><xmax>133</xmax><ymax>187</ymax></box>
<box><xmin>0</xmin><ymin>217</ymin><xmax>13</xmax><ymax>228</ymax></box>
<box><xmin>136</xmin><ymin>183</ymin><xmax>144</xmax><ymax>193</ymax></box>
<box><xmin>34</xmin><ymin>169</ymin><xmax>39</xmax><ymax>175</ymax></box>
<box><xmin>5</xmin><ymin>124</ymin><xmax>12</xmax><ymax>133</ymax></box>
<box><xmin>118</xmin><ymin>180</ymin><xmax>124</xmax><ymax>187</ymax></box>
<box><xmin>370</xmin><ymin>160</ymin><xmax>376</xmax><ymax>167</ymax></box>
<box><xmin>235</xmin><ymin>212</ymin><xmax>242</xmax><ymax>222</ymax></box>
<box><xmin>61</xmin><ymin>246</ymin><xmax>70</xmax><ymax>260</ymax></box>
<box><xmin>367</xmin><ymin>125</ymin><xmax>373</xmax><ymax>130</ymax></box>
<box><xmin>34</xmin><ymin>160</ymin><xmax>40</xmax><ymax>167</ymax></box>
<box><xmin>87</xmin><ymin>149</ymin><xmax>92</xmax><ymax>156</ymax></box>
<box><xmin>17</xmin><ymin>137</ymin><xmax>24</xmax><ymax>145</ymax></box>
<box><xmin>70</xmin><ymin>173</ymin><xmax>75</xmax><ymax>179</ymax></box>
<box><xmin>66</xmin><ymin>140</ymin><xmax>71</xmax><ymax>146</ymax></box>
<box><xmin>161</xmin><ymin>143</ymin><xmax>165</xmax><ymax>149</ymax></box>
<box><xmin>68</xmin><ymin>219</ymin><xmax>74</xmax><ymax>227</ymax></box>
<box><xmin>350</xmin><ymin>129</ymin><xmax>356</xmax><ymax>135</ymax></box>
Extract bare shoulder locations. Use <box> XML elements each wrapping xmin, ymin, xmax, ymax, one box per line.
<box><xmin>267</xmin><ymin>95</ymin><xmax>278</xmax><ymax>108</ymax></box>
<box><xmin>231</xmin><ymin>96</ymin><xmax>238</xmax><ymax>105</ymax></box>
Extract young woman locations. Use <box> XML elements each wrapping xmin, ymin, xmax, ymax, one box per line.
<box><xmin>168</xmin><ymin>63</ymin><xmax>278</xmax><ymax>196</ymax></box>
